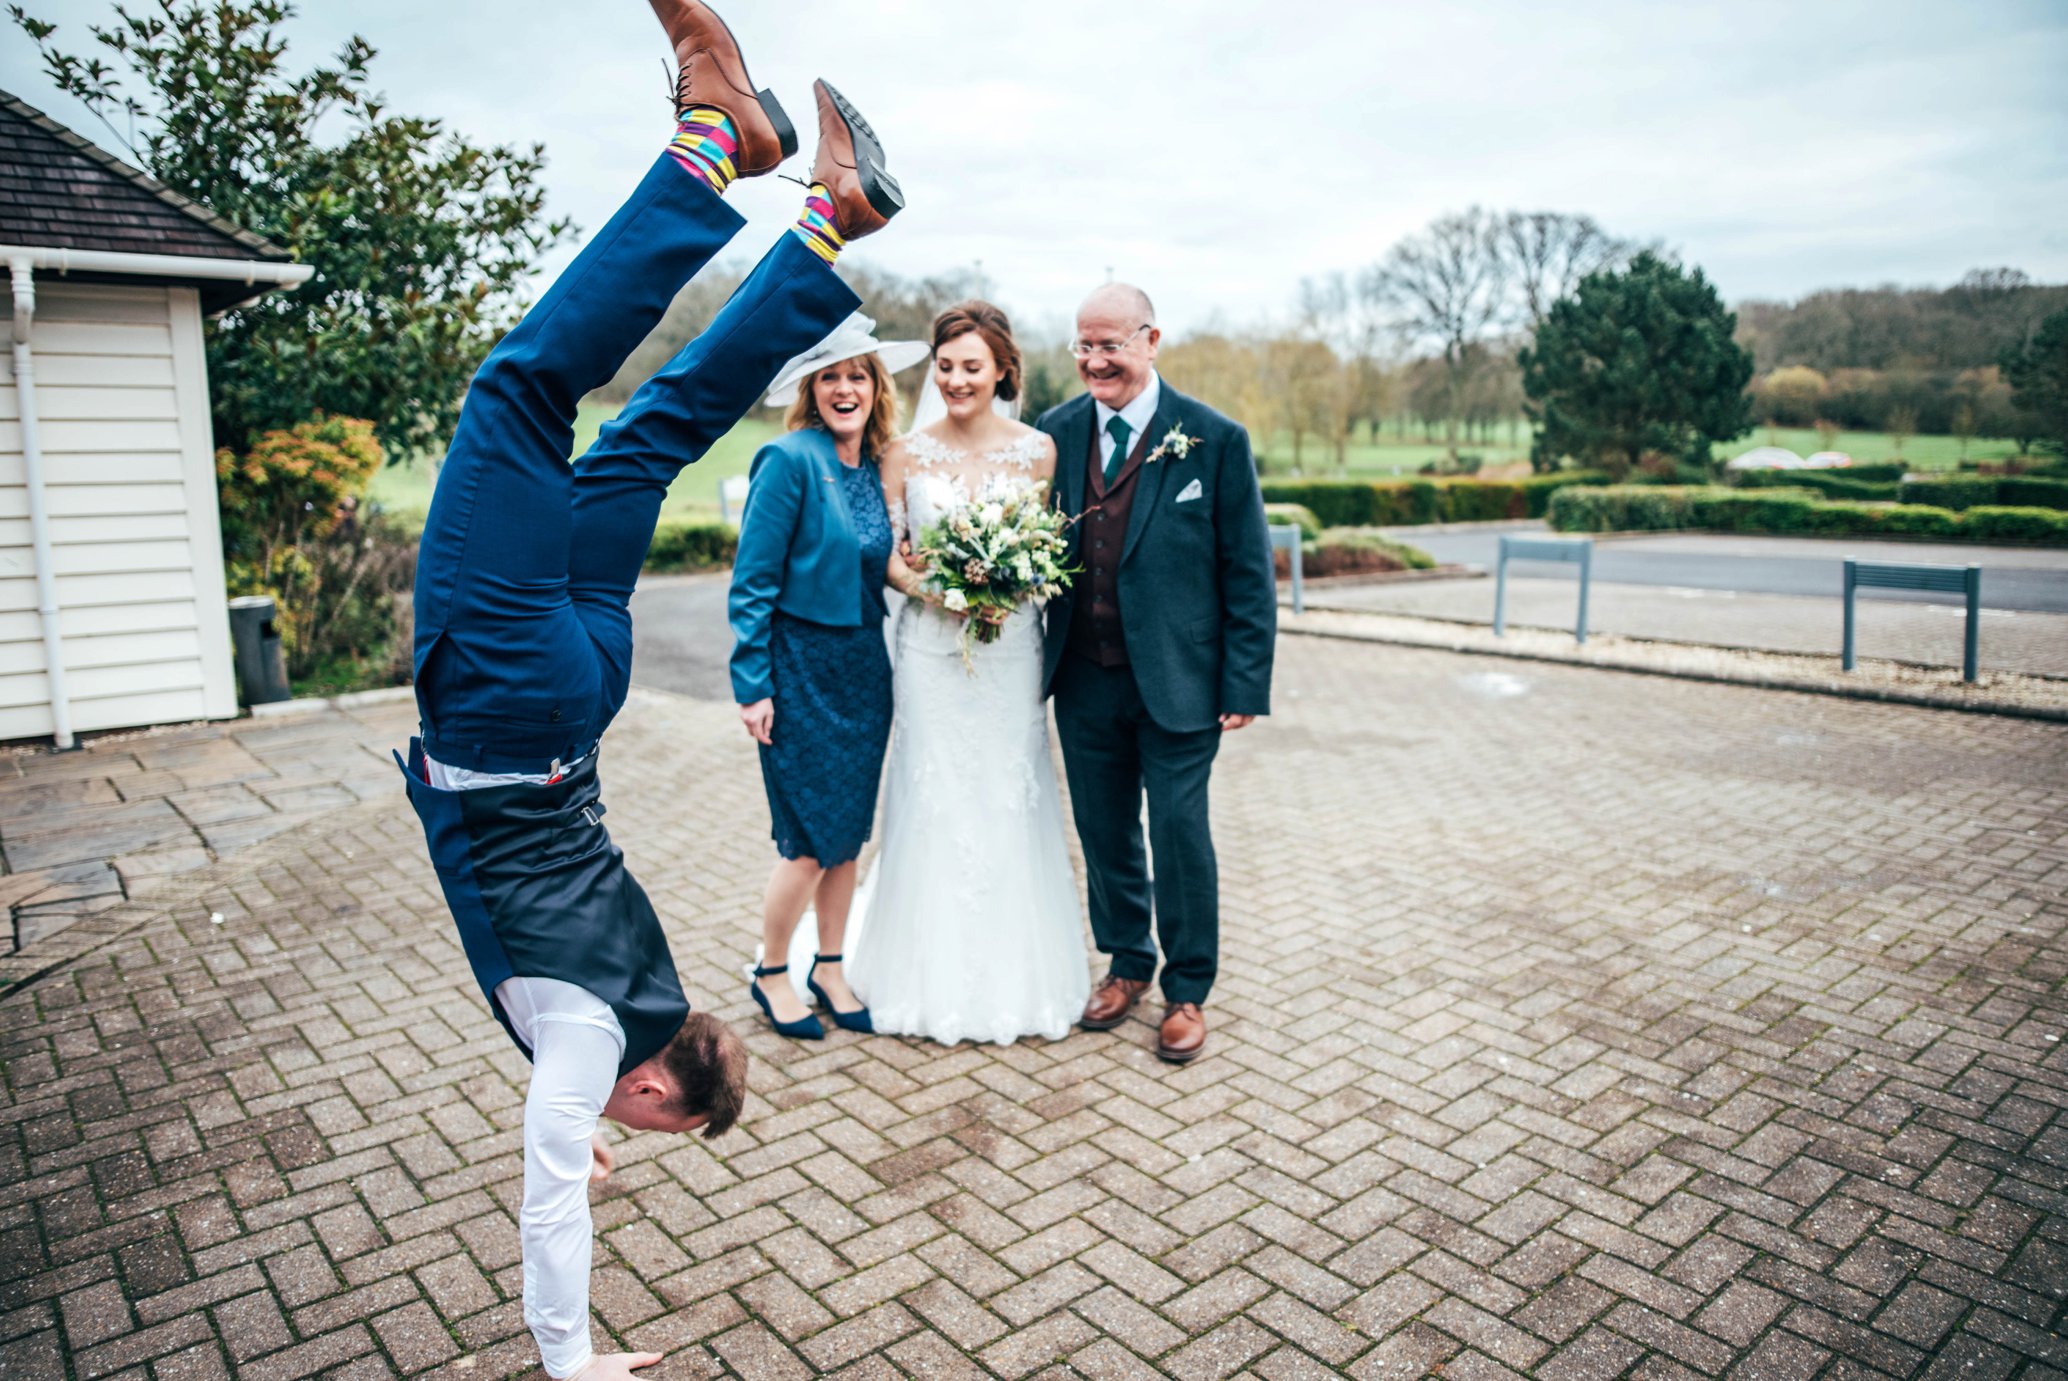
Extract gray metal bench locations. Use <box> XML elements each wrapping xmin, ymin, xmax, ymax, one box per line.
<box><xmin>1844</xmin><ymin>559</ymin><xmax>1982</xmax><ymax>682</ymax></box>
<box><xmin>1494</xmin><ymin>535</ymin><xmax>1593</xmax><ymax>643</ymax></box>
<box><xmin>1269</xmin><ymin>524</ymin><xmax>1304</xmax><ymax>615</ymax></box>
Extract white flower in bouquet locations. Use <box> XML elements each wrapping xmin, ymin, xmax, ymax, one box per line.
<box><xmin>942</xmin><ymin>588</ymin><xmax>968</xmax><ymax>612</ymax></box>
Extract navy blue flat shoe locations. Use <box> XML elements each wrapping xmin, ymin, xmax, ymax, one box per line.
<box><xmin>807</xmin><ymin>953</ymin><xmax>874</xmax><ymax>1034</ymax></box>
<box><xmin>750</xmin><ymin>964</ymin><xmax>824</xmax><ymax>1039</ymax></box>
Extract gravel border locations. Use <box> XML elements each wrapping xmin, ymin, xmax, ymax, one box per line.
<box><xmin>1281</xmin><ymin>605</ymin><xmax>2068</xmax><ymax>721</ymax></box>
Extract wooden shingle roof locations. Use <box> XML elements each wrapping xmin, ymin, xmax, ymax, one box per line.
<box><xmin>0</xmin><ymin>86</ymin><xmax>293</xmax><ymax>265</ymax></box>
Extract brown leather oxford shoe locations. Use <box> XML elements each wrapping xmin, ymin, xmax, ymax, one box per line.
<box><xmin>809</xmin><ymin>79</ymin><xmax>904</xmax><ymax>239</ymax></box>
<box><xmin>648</xmin><ymin>0</ymin><xmax>797</xmax><ymax>175</ymax></box>
<box><xmin>1157</xmin><ymin>1003</ymin><xmax>1207</xmax><ymax>1063</ymax></box>
<box><xmin>1079</xmin><ymin>975</ymin><xmax>1150</xmax><ymax>1031</ymax></box>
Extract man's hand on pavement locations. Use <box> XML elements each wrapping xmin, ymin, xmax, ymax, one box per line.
<box><xmin>1219</xmin><ymin>714</ymin><xmax>1256</xmax><ymax>731</ymax></box>
<box><xmin>566</xmin><ymin>1353</ymin><xmax>663</xmax><ymax>1381</ymax></box>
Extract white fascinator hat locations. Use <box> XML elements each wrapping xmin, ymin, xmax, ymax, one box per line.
<box><xmin>763</xmin><ymin>312</ymin><xmax>930</xmax><ymax>407</ymax></box>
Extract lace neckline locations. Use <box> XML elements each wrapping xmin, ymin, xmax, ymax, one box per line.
<box><xmin>904</xmin><ymin>430</ymin><xmax>1043</xmax><ymax>471</ymax></box>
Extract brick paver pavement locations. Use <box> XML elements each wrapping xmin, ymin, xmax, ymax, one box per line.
<box><xmin>2</xmin><ymin>638</ymin><xmax>2064</xmax><ymax>1379</ymax></box>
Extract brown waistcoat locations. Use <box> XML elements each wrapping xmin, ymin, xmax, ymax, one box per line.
<box><xmin>1068</xmin><ymin>418</ymin><xmax>1154</xmax><ymax>667</ymax></box>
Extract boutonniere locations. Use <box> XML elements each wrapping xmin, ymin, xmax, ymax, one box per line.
<box><xmin>1145</xmin><ymin>424</ymin><xmax>1202</xmax><ymax>464</ymax></box>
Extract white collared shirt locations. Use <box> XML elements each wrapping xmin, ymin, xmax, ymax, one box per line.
<box><xmin>1094</xmin><ymin>372</ymin><xmax>1163</xmax><ymax>474</ymax></box>
<box><xmin>494</xmin><ymin>976</ymin><xmax>626</xmax><ymax>1380</ymax></box>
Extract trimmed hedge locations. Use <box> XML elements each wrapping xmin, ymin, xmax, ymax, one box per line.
<box><xmin>1896</xmin><ymin>475</ymin><xmax>2068</xmax><ymax>512</ymax></box>
<box><xmin>1962</xmin><ymin>505</ymin><xmax>2068</xmax><ymax>543</ymax></box>
<box><xmin>1258</xmin><ymin>471</ymin><xmax>1611</xmax><ymax>528</ymax></box>
<box><xmin>1263</xmin><ymin>503</ymin><xmax>1323</xmax><ymax>541</ymax></box>
<box><xmin>1735</xmin><ymin>470</ymin><xmax>1899</xmax><ymax>502</ymax></box>
<box><xmin>1546</xmin><ymin>485</ymin><xmax>2067</xmax><ymax>545</ymax></box>
<box><xmin>644</xmin><ymin>520</ymin><xmax>738</xmax><ymax>572</ymax></box>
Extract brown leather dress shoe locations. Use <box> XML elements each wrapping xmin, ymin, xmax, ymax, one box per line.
<box><xmin>1157</xmin><ymin>1003</ymin><xmax>1207</xmax><ymax>1063</ymax></box>
<box><xmin>648</xmin><ymin>0</ymin><xmax>797</xmax><ymax>175</ymax></box>
<box><xmin>809</xmin><ymin>79</ymin><xmax>904</xmax><ymax>239</ymax></box>
<box><xmin>1079</xmin><ymin>975</ymin><xmax>1150</xmax><ymax>1031</ymax></box>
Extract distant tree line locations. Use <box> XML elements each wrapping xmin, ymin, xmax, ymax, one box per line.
<box><xmin>1735</xmin><ymin>269</ymin><xmax>2068</xmax><ymax>452</ymax></box>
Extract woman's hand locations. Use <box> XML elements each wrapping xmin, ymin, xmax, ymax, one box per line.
<box><xmin>589</xmin><ymin>1132</ymin><xmax>615</xmax><ymax>1185</ymax></box>
<box><xmin>740</xmin><ymin>699</ymin><xmax>774</xmax><ymax>746</ymax></box>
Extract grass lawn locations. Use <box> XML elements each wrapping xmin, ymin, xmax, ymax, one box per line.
<box><xmin>1253</xmin><ymin>424</ymin><xmax>2020</xmax><ymax>479</ymax></box>
<box><xmin>366</xmin><ymin>405</ymin><xmax>781</xmax><ymax>524</ymax></box>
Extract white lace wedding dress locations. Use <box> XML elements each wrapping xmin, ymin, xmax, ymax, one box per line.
<box><xmin>834</xmin><ymin>431</ymin><xmax>1091</xmax><ymax>1044</ymax></box>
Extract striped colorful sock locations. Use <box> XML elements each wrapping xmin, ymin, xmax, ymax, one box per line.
<box><xmin>666</xmin><ymin>107</ymin><xmax>739</xmax><ymax>193</ymax></box>
<box><xmin>792</xmin><ymin>183</ymin><xmax>845</xmax><ymax>264</ymax></box>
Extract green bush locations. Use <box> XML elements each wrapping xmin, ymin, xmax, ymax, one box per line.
<box><xmin>644</xmin><ymin>521</ymin><xmax>738</xmax><ymax>572</ymax></box>
<box><xmin>1961</xmin><ymin>505</ymin><xmax>2068</xmax><ymax>543</ymax></box>
<box><xmin>1547</xmin><ymin>485</ymin><xmax>2067</xmax><ymax>546</ymax></box>
<box><xmin>1262</xmin><ymin>503</ymin><xmax>1323</xmax><ymax>541</ymax></box>
<box><xmin>1258</xmin><ymin>472</ymin><xmax>1610</xmax><ymax>528</ymax></box>
<box><xmin>1833</xmin><ymin>463</ymin><xmax>1906</xmax><ymax>483</ymax></box>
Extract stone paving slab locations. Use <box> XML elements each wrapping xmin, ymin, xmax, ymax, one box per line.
<box><xmin>0</xmin><ymin>696</ymin><xmax>419</xmax><ymax>959</ymax></box>
<box><xmin>0</xmin><ymin>644</ymin><xmax>2064</xmax><ymax>1379</ymax></box>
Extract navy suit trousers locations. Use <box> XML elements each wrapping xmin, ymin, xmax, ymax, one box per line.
<box><xmin>411</xmin><ymin>155</ymin><xmax>860</xmax><ymax>771</ymax></box>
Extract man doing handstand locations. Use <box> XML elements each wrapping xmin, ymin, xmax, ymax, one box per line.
<box><xmin>398</xmin><ymin>4</ymin><xmax>902</xmax><ymax>1376</ymax></box>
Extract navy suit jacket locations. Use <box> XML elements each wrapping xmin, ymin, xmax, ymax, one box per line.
<box><xmin>1039</xmin><ymin>381</ymin><xmax>1276</xmax><ymax>732</ymax></box>
<box><xmin>727</xmin><ymin>428</ymin><xmax>889</xmax><ymax>704</ymax></box>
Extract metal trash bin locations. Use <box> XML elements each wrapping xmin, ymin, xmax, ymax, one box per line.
<box><xmin>227</xmin><ymin>595</ymin><xmax>292</xmax><ymax>705</ymax></box>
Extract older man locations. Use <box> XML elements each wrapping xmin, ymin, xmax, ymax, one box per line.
<box><xmin>1037</xmin><ymin>284</ymin><xmax>1277</xmax><ymax>1063</ymax></box>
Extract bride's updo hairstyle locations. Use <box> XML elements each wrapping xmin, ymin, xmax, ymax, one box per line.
<box><xmin>932</xmin><ymin>300</ymin><xmax>1022</xmax><ymax>403</ymax></box>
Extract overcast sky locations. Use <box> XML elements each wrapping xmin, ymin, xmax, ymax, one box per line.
<box><xmin>8</xmin><ymin>0</ymin><xmax>2065</xmax><ymax>339</ymax></box>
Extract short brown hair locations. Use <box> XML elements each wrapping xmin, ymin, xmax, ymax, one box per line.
<box><xmin>661</xmin><ymin>1012</ymin><xmax>748</xmax><ymax>1139</ymax></box>
<box><xmin>932</xmin><ymin>300</ymin><xmax>1022</xmax><ymax>403</ymax></box>
<box><xmin>785</xmin><ymin>351</ymin><xmax>902</xmax><ymax>460</ymax></box>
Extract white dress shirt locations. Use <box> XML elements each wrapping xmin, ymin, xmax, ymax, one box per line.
<box><xmin>494</xmin><ymin>975</ymin><xmax>625</xmax><ymax>1379</ymax></box>
<box><xmin>1094</xmin><ymin>372</ymin><xmax>1163</xmax><ymax>474</ymax></box>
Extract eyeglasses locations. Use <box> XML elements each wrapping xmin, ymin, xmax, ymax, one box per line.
<box><xmin>1068</xmin><ymin>324</ymin><xmax>1150</xmax><ymax>359</ymax></box>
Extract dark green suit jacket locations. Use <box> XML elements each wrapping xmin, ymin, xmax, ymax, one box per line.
<box><xmin>1038</xmin><ymin>380</ymin><xmax>1276</xmax><ymax>731</ymax></box>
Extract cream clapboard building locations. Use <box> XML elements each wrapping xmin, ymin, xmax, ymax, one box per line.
<box><xmin>0</xmin><ymin>89</ymin><xmax>309</xmax><ymax>745</ymax></box>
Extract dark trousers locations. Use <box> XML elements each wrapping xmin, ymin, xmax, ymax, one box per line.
<box><xmin>1053</xmin><ymin>656</ymin><xmax>1222</xmax><ymax>1005</ymax></box>
<box><xmin>411</xmin><ymin>154</ymin><xmax>860</xmax><ymax>771</ymax></box>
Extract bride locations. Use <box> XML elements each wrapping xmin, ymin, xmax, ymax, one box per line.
<box><xmin>833</xmin><ymin>301</ymin><xmax>1090</xmax><ymax>1044</ymax></box>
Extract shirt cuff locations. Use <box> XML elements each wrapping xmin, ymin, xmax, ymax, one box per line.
<box><xmin>542</xmin><ymin>1340</ymin><xmax>594</xmax><ymax>1380</ymax></box>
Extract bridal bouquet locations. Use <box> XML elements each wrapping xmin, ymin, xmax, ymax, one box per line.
<box><xmin>913</xmin><ymin>477</ymin><xmax>1078</xmax><ymax>667</ymax></box>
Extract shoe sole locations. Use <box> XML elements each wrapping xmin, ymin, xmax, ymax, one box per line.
<box><xmin>816</xmin><ymin>78</ymin><xmax>903</xmax><ymax>221</ymax></box>
<box><xmin>1156</xmin><ymin>1042</ymin><xmax>1204</xmax><ymax>1063</ymax></box>
<box><xmin>1079</xmin><ymin>1012</ymin><xmax>1132</xmax><ymax>1032</ymax></box>
<box><xmin>691</xmin><ymin>2</ymin><xmax>799</xmax><ymax>164</ymax></box>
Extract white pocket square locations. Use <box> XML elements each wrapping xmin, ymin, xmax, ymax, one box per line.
<box><xmin>1175</xmin><ymin>479</ymin><xmax>1203</xmax><ymax>503</ymax></box>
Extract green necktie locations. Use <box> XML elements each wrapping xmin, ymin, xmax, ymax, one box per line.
<box><xmin>1104</xmin><ymin>415</ymin><xmax>1132</xmax><ymax>485</ymax></box>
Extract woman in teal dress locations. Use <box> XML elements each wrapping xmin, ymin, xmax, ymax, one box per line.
<box><xmin>728</xmin><ymin>315</ymin><xmax>927</xmax><ymax>1039</ymax></box>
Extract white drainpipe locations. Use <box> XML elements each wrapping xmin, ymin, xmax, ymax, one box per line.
<box><xmin>8</xmin><ymin>256</ymin><xmax>73</xmax><ymax>748</ymax></box>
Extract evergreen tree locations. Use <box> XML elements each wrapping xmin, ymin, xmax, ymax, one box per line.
<box><xmin>1520</xmin><ymin>252</ymin><xmax>1754</xmax><ymax>475</ymax></box>
<box><xmin>2000</xmin><ymin>308</ymin><xmax>2068</xmax><ymax>456</ymax></box>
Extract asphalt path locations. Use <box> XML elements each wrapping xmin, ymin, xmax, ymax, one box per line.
<box><xmin>628</xmin><ymin>572</ymin><xmax>735</xmax><ymax>701</ymax></box>
<box><xmin>629</xmin><ymin>531</ymin><xmax>2068</xmax><ymax>702</ymax></box>
<box><xmin>1396</xmin><ymin>527</ymin><xmax>2068</xmax><ymax>613</ymax></box>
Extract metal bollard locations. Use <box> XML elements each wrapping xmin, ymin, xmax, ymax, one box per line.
<box><xmin>227</xmin><ymin>595</ymin><xmax>292</xmax><ymax>705</ymax></box>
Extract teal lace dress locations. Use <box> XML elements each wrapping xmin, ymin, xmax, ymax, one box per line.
<box><xmin>758</xmin><ymin>458</ymin><xmax>893</xmax><ymax>866</ymax></box>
